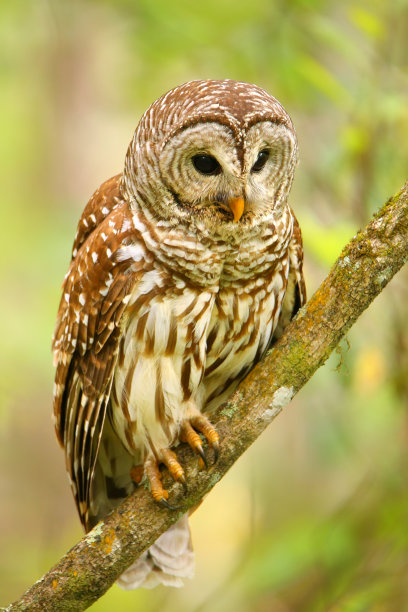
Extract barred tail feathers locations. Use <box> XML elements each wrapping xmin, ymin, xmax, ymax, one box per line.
<box><xmin>117</xmin><ymin>514</ymin><xmax>194</xmax><ymax>589</ymax></box>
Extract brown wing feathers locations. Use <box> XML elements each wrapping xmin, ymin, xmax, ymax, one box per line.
<box><xmin>273</xmin><ymin>211</ymin><xmax>306</xmax><ymax>340</ymax></box>
<box><xmin>52</xmin><ymin>177</ymin><xmax>140</xmax><ymax>528</ymax></box>
<box><xmin>290</xmin><ymin>212</ymin><xmax>307</xmax><ymax>311</ymax></box>
<box><xmin>71</xmin><ymin>174</ymin><xmax>123</xmax><ymax>259</ymax></box>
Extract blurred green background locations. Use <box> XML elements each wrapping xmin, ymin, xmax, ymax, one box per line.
<box><xmin>1</xmin><ymin>0</ymin><xmax>408</xmax><ymax>610</ymax></box>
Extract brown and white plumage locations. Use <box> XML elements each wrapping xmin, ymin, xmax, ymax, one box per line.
<box><xmin>52</xmin><ymin>79</ymin><xmax>306</xmax><ymax>589</ymax></box>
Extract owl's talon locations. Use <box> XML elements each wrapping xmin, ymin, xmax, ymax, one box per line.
<box><xmin>189</xmin><ymin>415</ymin><xmax>220</xmax><ymax>458</ymax></box>
<box><xmin>175</xmin><ymin>470</ymin><xmax>188</xmax><ymax>492</ymax></box>
<box><xmin>180</xmin><ymin>420</ymin><xmax>208</xmax><ymax>467</ymax></box>
<box><xmin>158</xmin><ymin>498</ymin><xmax>181</xmax><ymax>511</ymax></box>
<box><xmin>192</xmin><ymin>443</ymin><xmax>208</xmax><ymax>468</ymax></box>
<box><xmin>145</xmin><ymin>417</ymin><xmax>219</xmax><ymax>506</ymax></box>
<box><xmin>160</xmin><ymin>448</ymin><xmax>186</xmax><ymax>485</ymax></box>
<box><xmin>197</xmin><ymin>444</ymin><xmax>208</xmax><ymax>468</ymax></box>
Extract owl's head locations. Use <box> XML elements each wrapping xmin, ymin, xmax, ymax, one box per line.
<box><xmin>123</xmin><ymin>80</ymin><xmax>297</xmax><ymax>236</ymax></box>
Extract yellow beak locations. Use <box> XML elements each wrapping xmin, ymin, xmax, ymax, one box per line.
<box><xmin>228</xmin><ymin>197</ymin><xmax>245</xmax><ymax>222</ymax></box>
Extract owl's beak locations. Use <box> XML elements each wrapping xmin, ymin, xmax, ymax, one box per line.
<box><xmin>228</xmin><ymin>197</ymin><xmax>245</xmax><ymax>222</ymax></box>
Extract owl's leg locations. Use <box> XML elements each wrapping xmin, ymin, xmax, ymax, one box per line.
<box><xmin>180</xmin><ymin>415</ymin><xmax>219</xmax><ymax>465</ymax></box>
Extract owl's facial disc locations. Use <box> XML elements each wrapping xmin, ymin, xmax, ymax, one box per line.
<box><xmin>158</xmin><ymin>120</ymin><xmax>296</xmax><ymax>225</ymax></box>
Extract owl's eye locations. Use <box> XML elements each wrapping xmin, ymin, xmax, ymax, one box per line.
<box><xmin>251</xmin><ymin>149</ymin><xmax>269</xmax><ymax>173</ymax></box>
<box><xmin>192</xmin><ymin>154</ymin><xmax>221</xmax><ymax>176</ymax></box>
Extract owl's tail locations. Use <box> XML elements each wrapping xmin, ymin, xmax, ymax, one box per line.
<box><xmin>116</xmin><ymin>514</ymin><xmax>194</xmax><ymax>589</ymax></box>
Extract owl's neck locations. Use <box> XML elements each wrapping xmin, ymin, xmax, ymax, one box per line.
<box><xmin>128</xmin><ymin>195</ymin><xmax>293</xmax><ymax>289</ymax></box>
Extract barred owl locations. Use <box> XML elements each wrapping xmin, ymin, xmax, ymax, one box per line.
<box><xmin>52</xmin><ymin>79</ymin><xmax>306</xmax><ymax>589</ymax></box>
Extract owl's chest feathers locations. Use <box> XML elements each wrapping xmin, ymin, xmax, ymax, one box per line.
<box><xmin>111</xmin><ymin>209</ymin><xmax>293</xmax><ymax>454</ymax></box>
<box><xmin>113</xmin><ymin>257</ymin><xmax>288</xmax><ymax>455</ymax></box>
<box><xmin>129</xmin><ymin>205</ymin><xmax>292</xmax><ymax>288</ymax></box>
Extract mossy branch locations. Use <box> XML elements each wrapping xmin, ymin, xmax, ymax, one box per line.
<box><xmin>6</xmin><ymin>182</ymin><xmax>408</xmax><ymax>611</ymax></box>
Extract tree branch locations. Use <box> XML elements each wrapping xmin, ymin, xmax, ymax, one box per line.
<box><xmin>7</xmin><ymin>182</ymin><xmax>408</xmax><ymax>612</ymax></box>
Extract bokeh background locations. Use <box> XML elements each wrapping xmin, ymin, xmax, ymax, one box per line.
<box><xmin>1</xmin><ymin>1</ymin><xmax>408</xmax><ymax>610</ymax></box>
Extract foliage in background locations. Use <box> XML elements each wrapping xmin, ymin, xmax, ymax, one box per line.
<box><xmin>0</xmin><ymin>0</ymin><xmax>407</xmax><ymax>610</ymax></box>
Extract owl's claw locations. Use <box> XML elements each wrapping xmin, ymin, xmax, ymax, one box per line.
<box><xmin>180</xmin><ymin>421</ymin><xmax>208</xmax><ymax>467</ymax></box>
<box><xmin>173</xmin><ymin>469</ymin><xmax>188</xmax><ymax>493</ymax></box>
<box><xmin>190</xmin><ymin>415</ymin><xmax>220</xmax><ymax>464</ymax></box>
<box><xmin>158</xmin><ymin>498</ymin><xmax>182</xmax><ymax>511</ymax></box>
<box><xmin>144</xmin><ymin>416</ymin><xmax>219</xmax><ymax>507</ymax></box>
<box><xmin>160</xmin><ymin>448</ymin><xmax>186</xmax><ymax>486</ymax></box>
<box><xmin>181</xmin><ymin>415</ymin><xmax>219</xmax><ymax>466</ymax></box>
<box><xmin>196</xmin><ymin>444</ymin><xmax>208</xmax><ymax>468</ymax></box>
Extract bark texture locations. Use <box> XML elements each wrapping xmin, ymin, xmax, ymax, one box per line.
<box><xmin>6</xmin><ymin>182</ymin><xmax>408</xmax><ymax>612</ymax></box>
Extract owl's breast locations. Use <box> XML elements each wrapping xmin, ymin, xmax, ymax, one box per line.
<box><xmin>199</xmin><ymin>251</ymin><xmax>290</xmax><ymax>413</ymax></box>
<box><xmin>110</xmin><ymin>265</ymin><xmax>217</xmax><ymax>455</ymax></box>
<box><xmin>194</xmin><ymin>208</ymin><xmax>295</xmax><ymax>411</ymax></box>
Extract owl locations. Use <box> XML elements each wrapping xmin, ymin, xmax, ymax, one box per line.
<box><xmin>52</xmin><ymin>79</ymin><xmax>306</xmax><ymax>589</ymax></box>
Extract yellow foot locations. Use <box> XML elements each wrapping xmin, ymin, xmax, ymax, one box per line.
<box><xmin>139</xmin><ymin>414</ymin><xmax>219</xmax><ymax>508</ymax></box>
<box><xmin>180</xmin><ymin>414</ymin><xmax>219</xmax><ymax>466</ymax></box>
<box><xmin>144</xmin><ymin>450</ymin><xmax>186</xmax><ymax>509</ymax></box>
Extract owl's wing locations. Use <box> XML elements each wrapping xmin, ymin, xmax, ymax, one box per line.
<box><xmin>274</xmin><ymin>210</ymin><xmax>306</xmax><ymax>338</ymax></box>
<box><xmin>71</xmin><ymin>174</ymin><xmax>123</xmax><ymax>259</ymax></box>
<box><xmin>52</xmin><ymin>187</ymin><xmax>146</xmax><ymax>530</ymax></box>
